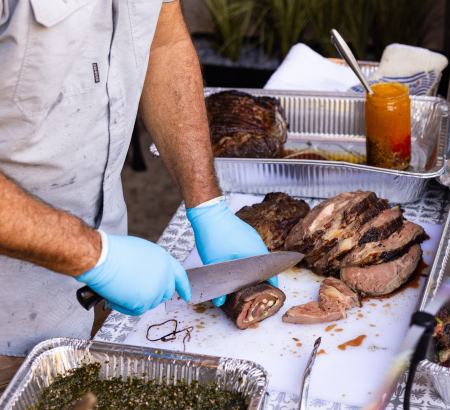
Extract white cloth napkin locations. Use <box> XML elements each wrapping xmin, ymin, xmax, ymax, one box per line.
<box><xmin>265</xmin><ymin>43</ymin><xmax>448</xmax><ymax>96</ymax></box>
<box><xmin>350</xmin><ymin>43</ymin><xmax>448</xmax><ymax>95</ymax></box>
<box><xmin>264</xmin><ymin>43</ymin><xmax>359</xmax><ymax>92</ymax></box>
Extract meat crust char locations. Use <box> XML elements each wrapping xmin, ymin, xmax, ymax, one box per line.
<box><xmin>340</xmin><ymin>221</ymin><xmax>427</xmax><ymax>268</ymax></box>
<box><xmin>285</xmin><ymin>190</ymin><xmax>428</xmax><ymax>298</ymax></box>
<box><xmin>206</xmin><ymin>90</ymin><xmax>288</xmax><ymax>158</ymax></box>
<box><xmin>221</xmin><ymin>282</ymin><xmax>286</xmax><ymax>330</ymax></box>
<box><xmin>434</xmin><ymin>305</ymin><xmax>450</xmax><ymax>366</ymax></box>
<box><xmin>314</xmin><ymin>205</ymin><xmax>404</xmax><ymax>275</ymax></box>
<box><xmin>340</xmin><ymin>244</ymin><xmax>422</xmax><ymax>296</ymax></box>
<box><xmin>284</xmin><ymin>191</ymin><xmax>389</xmax><ymax>266</ymax></box>
<box><xmin>282</xmin><ymin>278</ymin><xmax>359</xmax><ymax>324</ymax></box>
<box><xmin>235</xmin><ymin>192</ymin><xmax>310</xmax><ymax>250</ymax></box>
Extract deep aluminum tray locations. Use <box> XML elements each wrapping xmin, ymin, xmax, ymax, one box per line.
<box><xmin>150</xmin><ymin>88</ymin><xmax>449</xmax><ymax>203</ymax></box>
<box><xmin>0</xmin><ymin>338</ymin><xmax>268</xmax><ymax>410</ymax></box>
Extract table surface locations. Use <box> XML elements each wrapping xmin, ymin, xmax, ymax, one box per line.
<box><xmin>93</xmin><ymin>181</ymin><xmax>450</xmax><ymax>410</ymax></box>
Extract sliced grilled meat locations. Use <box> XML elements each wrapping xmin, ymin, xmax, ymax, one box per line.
<box><xmin>282</xmin><ymin>300</ymin><xmax>346</xmax><ymax>324</ymax></box>
<box><xmin>340</xmin><ymin>244</ymin><xmax>422</xmax><ymax>296</ymax></box>
<box><xmin>235</xmin><ymin>192</ymin><xmax>310</xmax><ymax>250</ymax></box>
<box><xmin>284</xmin><ymin>192</ymin><xmax>354</xmax><ymax>254</ymax></box>
<box><xmin>221</xmin><ymin>282</ymin><xmax>286</xmax><ymax>330</ymax></box>
<box><xmin>206</xmin><ymin>90</ymin><xmax>288</xmax><ymax>158</ymax></box>
<box><xmin>285</xmin><ymin>191</ymin><xmax>388</xmax><ymax>266</ymax></box>
<box><xmin>282</xmin><ymin>277</ymin><xmax>359</xmax><ymax>324</ymax></box>
<box><xmin>313</xmin><ymin>205</ymin><xmax>404</xmax><ymax>275</ymax></box>
<box><xmin>319</xmin><ymin>277</ymin><xmax>361</xmax><ymax>309</ymax></box>
<box><xmin>357</xmin><ymin>206</ymin><xmax>404</xmax><ymax>246</ymax></box>
<box><xmin>341</xmin><ymin>221</ymin><xmax>428</xmax><ymax>268</ymax></box>
<box><xmin>434</xmin><ymin>305</ymin><xmax>450</xmax><ymax>351</ymax></box>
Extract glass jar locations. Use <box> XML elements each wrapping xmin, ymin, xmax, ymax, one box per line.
<box><xmin>365</xmin><ymin>82</ymin><xmax>411</xmax><ymax>170</ymax></box>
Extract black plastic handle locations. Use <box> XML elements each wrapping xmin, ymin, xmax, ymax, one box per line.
<box><xmin>76</xmin><ymin>285</ymin><xmax>105</xmax><ymax>311</ymax></box>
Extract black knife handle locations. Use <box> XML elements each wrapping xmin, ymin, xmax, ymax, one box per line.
<box><xmin>77</xmin><ymin>285</ymin><xmax>105</xmax><ymax>310</ymax></box>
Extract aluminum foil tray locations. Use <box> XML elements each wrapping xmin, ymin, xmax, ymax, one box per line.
<box><xmin>414</xmin><ymin>209</ymin><xmax>450</xmax><ymax>405</ymax></box>
<box><xmin>0</xmin><ymin>338</ymin><xmax>268</xmax><ymax>410</ymax></box>
<box><xmin>150</xmin><ymin>88</ymin><xmax>449</xmax><ymax>203</ymax></box>
<box><xmin>421</xmin><ymin>342</ymin><xmax>450</xmax><ymax>404</ymax></box>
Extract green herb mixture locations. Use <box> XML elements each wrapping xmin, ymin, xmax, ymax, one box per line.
<box><xmin>30</xmin><ymin>363</ymin><xmax>249</xmax><ymax>410</ymax></box>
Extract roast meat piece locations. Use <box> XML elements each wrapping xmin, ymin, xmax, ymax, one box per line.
<box><xmin>282</xmin><ymin>277</ymin><xmax>359</xmax><ymax>324</ymax></box>
<box><xmin>206</xmin><ymin>90</ymin><xmax>288</xmax><ymax>158</ymax></box>
<box><xmin>434</xmin><ymin>305</ymin><xmax>450</xmax><ymax>351</ymax></box>
<box><xmin>284</xmin><ymin>192</ymin><xmax>354</xmax><ymax>254</ymax></box>
<box><xmin>357</xmin><ymin>206</ymin><xmax>404</xmax><ymax>247</ymax></box>
<box><xmin>314</xmin><ymin>205</ymin><xmax>404</xmax><ymax>275</ymax></box>
<box><xmin>221</xmin><ymin>282</ymin><xmax>286</xmax><ymax>330</ymax></box>
<box><xmin>341</xmin><ymin>221</ymin><xmax>428</xmax><ymax>268</ymax></box>
<box><xmin>319</xmin><ymin>277</ymin><xmax>361</xmax><ymax>309</ymax></box>
<box><xmin>340</xmin><ymin>244</ymin><xmax>422</xmax><ymax>296</ymax></box>
<box><xmin>235</xmin><ymin>192</ymin><xmax>310</xmax><ymax>250</ymax></box>
<box><xmin>285</xmin><ymin>191</ymin><xmax>388</xmax><ymax>266</ymax></box>
<box><xmin>282</xmin><ymin>300</ymin><xmax>346</xmax><ymax>324</ymax></box>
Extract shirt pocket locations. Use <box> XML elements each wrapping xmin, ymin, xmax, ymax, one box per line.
<box><xmin>13</xmin><ymin>0</ymin><xmax>97</xmax><ymax>117</ymax></box>
<box><xmin>127</xmin><ymin>0</ymin><xmax>162</xmax><ymax>68</ymax></box>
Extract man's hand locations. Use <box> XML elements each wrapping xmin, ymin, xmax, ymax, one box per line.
<box><xmin>76</xmin><ymin>233</ymin><xmax>191</xmax><ymax>316</ymax></box>
<box><xmin>187</xmin><ymin>200</ymin><xmax>278</xmax><ymax>307</ymax></box>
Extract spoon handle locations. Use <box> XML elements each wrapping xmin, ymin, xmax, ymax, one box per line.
<box><xmin>330</xmin><ymin>29</ymin><xmax>373</xmax><ymax>95</ymax></box>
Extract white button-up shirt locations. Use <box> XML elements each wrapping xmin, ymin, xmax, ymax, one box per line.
<box><xmin>0</xmin><ymin>0</ymin><xmax>172</xmax><ymax>356</ymax></box>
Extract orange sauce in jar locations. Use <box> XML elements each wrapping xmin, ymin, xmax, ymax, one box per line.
<box><xmin>365</xmin><ymin>83</ymin><xmax>411</xmax><ymax>170</ymax></box>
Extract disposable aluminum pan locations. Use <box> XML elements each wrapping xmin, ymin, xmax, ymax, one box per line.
<box><xmin>0</xmin><ymin>338</ymin><xmax>268</xmax><ymax>410</ymax></box>
<box><xmin>415</xmin><ymin>210</ymin><xmax>450</xmax><ymax>405</ymax></box>
<box><xmin>150</xmin><ymin>88</ymin><xmax>449</xmax><ymax>204</ymax></box>
<box><xmin>420</xmin><ymin>346</ymin><xmax>450</xmax><ymax>404</ymax></box>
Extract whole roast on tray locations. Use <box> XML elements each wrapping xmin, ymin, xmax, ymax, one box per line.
<box><xmin>205</xmin><ymin>90</ymin><xmax>288</xmax><ymax>158</ymax></box>
<box><xmin>221</xmin><ymin>190</ymin><xmax>429</xmax><ymax>329</ymax></box>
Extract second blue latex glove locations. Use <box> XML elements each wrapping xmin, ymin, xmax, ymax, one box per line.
<box><xmin>186</xmin><ymin>199</ymin><xmax>278</xmax><ymax>307</ymax></box>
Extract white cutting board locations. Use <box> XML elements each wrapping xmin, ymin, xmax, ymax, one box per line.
<box><xmin>124</xmin><ymin>194</ymin><xmax>443</xmax><ymax>408</ymax></box>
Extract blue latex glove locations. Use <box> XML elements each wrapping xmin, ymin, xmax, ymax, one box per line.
<box><xmin>186</xmin><ymin>199</ymin><xmax>278</xmax><ymax>307</ymax></box>
<box><xmin>76</xmin><ymin>233</ymin><xmax>191</xmax><ymax>316</ymax></box>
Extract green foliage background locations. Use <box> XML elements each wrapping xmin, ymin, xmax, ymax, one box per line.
<box><xmin>202</xmin><ymin>0</ymin><xmax>434</xmax><ymax>63</ymax></box>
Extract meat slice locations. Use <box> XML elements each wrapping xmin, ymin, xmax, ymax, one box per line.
<box><xmin>319</xmin><ymin>277</ymin><xmax>361</xmax><ymax>309</ymax></box>
<box><xmin>282</xmin><ymin>300</ymin><xmax>346</xmax><ymax>324</ymax></box>
<box><xmin>221</xmin><ymin>282</ymin><xmax>286</xmax><ymax>330</ymax></box>
<box><xmin>340</xmin><ymin>244</ymin><xmax>422</xmax><ymax>296</ymax></box>
<box><xmin>357</xmin><ymin>206</ymin><xmax>404</xmax><ymax>246</ymax></box>
<box><xmin>313</xmin><ymin>205</ymin><xmax>404</xmax><ymax>275</ymax></box>
<box><xmin>206</xmin><ymin>90</ymin><xmax>288</xmax><ymax>158</ymax></box>
<box><xmin>285</xmin><ymin>191</ymin><xmax>388</xmax><ymax>265</ymax></box>
<box><xmin>235</xmin><ymin>192</ymin><xmax>310</xmax><ymax>250</ymax></box>
<box><xmin>284</xmin><ymin>192</ymin><xmax>354</xmax><ymax>253</ymax></box>
<box><xmin>341</xmin><ymin>221</ymin><xmax>428</xmax><ymax>268</ymax></box>
<box><xmin>435</xmin><ymin>305</ymin><xmax>450</xmax><ymax>351</ymax></box>
<box><xmin>282</xmin><ymin>277</ymin><xmax>359</xmax><ymax>324</ymax></box>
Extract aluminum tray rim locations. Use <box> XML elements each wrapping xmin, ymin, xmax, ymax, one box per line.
<box><xmin>419</xmin><ymin>359</ymin><xmax>450</xmax><ymax>375</ymax></box>
<box><xmin>213</xmin><ymin>156</ymin><xmax>445</xmax><ymax>179</ymax></box>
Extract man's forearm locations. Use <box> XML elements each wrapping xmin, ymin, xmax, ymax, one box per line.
<box><xmin>0</xmin><ymin>173</ymin><xmax>101</xmax><ymax>276</ymax></box>
<box><xmin>139</xmin><ymin>0</ymin><xmax>221</xmax><ymax>209</ymax></box>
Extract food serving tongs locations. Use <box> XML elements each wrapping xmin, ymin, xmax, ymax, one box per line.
<box><xmin>298</xmin><ymin>337</ymin><xmax>322</xmax><ymax>410</ymax></box>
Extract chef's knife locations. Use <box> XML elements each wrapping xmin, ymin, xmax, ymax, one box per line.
<box><xmin>165</xmin><ymin>251</ymin><xmax>304</xmax><ymax>312</ymax></box>
<box><xmin>76</xmin><ymin>251</ymin><xmax>304</xmax><ymax>312</ymax></box>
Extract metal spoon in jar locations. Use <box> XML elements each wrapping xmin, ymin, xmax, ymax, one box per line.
<box><xmin>330</xmin><ymin>28</ymin><xmax>374</xmax><ymax>95</ymax></box>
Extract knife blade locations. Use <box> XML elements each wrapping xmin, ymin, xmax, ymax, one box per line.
<box><xmin>76</xmin><ymin>251</ymin><xmax>304</xmax><ymax>313</ymax></box>
<box><xmin>164</xmin><ymin>251</ymin><xmax>304</xmax><ymax>312</ymax></box>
